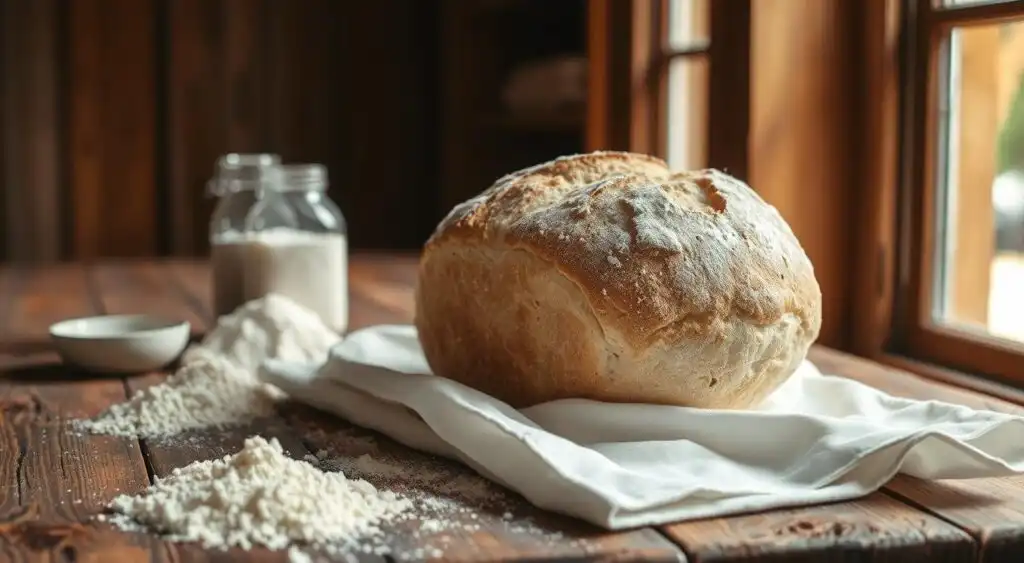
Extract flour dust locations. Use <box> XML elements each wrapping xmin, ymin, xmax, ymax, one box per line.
<box><xmin>74</xmin><ymin>293</ymin><xmax>340</xmax><ymax>439</ymax></box>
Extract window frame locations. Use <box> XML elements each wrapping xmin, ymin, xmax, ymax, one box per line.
<box><xmin>589</xmin><ymin>0</ymin><xmax>1024</xmax><ymax>396</ymax></box>
<box><xmin>893</xmin><ymin>0</ymin><xmax>1024</xmax><ymax>386</ymax></box>
<box><xmin>586</xmin><ymin>0</ymin><xmax>750</xmax><ymax>178</ymax></box>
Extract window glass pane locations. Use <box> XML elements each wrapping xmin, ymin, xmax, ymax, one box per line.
<box><xmin>666</xmin><ymin>56</ymin><xmax>708</xmax><ymax>171</ymax></box>
<box><xmin>934</xmin><ymin>20</ymin><xmax>1024</xmax><ymax>343</ymax></box>
<box><xmin>668</xmin><ymin>0</ymin><xmax>709</xmax><ymax>49</ymax></box>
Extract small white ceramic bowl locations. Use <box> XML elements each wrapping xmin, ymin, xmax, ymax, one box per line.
<box><xmin>49</xmin><ymin>315</ymin><xmax>191</xmax><ymax>374</ymax></box>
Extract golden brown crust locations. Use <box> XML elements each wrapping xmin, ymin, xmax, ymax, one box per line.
<box><xmin>424</xmin><ymin>152</ymin><xmax>821</xmax><ymax>352</ymax></box>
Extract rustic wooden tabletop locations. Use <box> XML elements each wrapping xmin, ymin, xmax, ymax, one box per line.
<box><xmin>0</xmin><ymin>254</ymin><xmax>1023</xmax><ymax>562</ymax></box>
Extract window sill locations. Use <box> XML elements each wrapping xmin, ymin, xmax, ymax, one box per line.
<box><xmin>810</xmin><ymin>345</ymin><xmax>1024</xmax><ymax>414</ymax></box>
<box><xmin>806</xmin><ymin>345</ymin><xmax>1024</xmax><ymax>561</ymax></box>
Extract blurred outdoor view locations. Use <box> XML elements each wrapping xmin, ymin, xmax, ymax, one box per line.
<box><xmin>936</xmin><ymin>19</ymin><xmax>1024</xmax><ymax>343</ymax></box>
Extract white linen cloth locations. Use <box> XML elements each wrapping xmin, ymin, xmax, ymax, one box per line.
<box><xmin>259</xmin><ymin>324</ymin><xmax>1024</xmax><ymax>530</ymax></box>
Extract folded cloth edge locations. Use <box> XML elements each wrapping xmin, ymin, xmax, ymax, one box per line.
<box><xmin>259</xmin><ymin>355</ymin><xmax>1024</xmax><ymax>530</ymax></box>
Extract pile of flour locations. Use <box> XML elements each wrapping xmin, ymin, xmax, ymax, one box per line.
<box><xmin>77</xmin><ymin>293</ymin><xmax>341</xmax><ymax>438</ymax></box>
<box><xmin>105</xmin><ymin>436</ymin><xmax>412</xmax><ymax>551</ymax></box>
<box><xmin>181</xmin><ymin>293</ymin><xmax>342</xmax><ymax>373</ymax></box>
<box><xmin>79</xmin><ymin>293</ymin><xmax>574</xmax><ymax>558</ymax></box>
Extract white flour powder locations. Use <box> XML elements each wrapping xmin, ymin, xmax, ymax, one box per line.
<box><xmin>106</xmin><ymin>436</ymin><xmax>412</xmax><ymax>551</ymax></box>
<box><xmin>76</xmin><ymin>355</ymin><xmax>275</xmax><ymax>438</ymax></box>
<box><xmin>184</xmin><ymin>292</ymin><xmax>342</xmax><ymax>373</ymax></box>
<box><xmin>323</xmin><ymin>453</ymin><xmax>509</xmax><ymax>508</ymax></box>
<box><xmin>104</xmin><ymin>430</ymin><xmax>575</xmax><ymax>558</ymax></box>
<box><xmin>77</xmin><ymin>293</ymin><xmax>576</xmax><ymax>558</ymax></box>
<box><xmin>77</xmin><ymin>293</ymin><xmax>341</xmax><ymax>438</ymax></box>
<box><xmin>299</xmin><ymin>435</ymin><xmax>573</xmax><ymax>555</ymax></box>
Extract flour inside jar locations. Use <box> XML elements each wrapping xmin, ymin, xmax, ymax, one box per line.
<box><xmin>212</xmin><ymin>228</ymin><xmax>349</xmax><ymax>334</ymax></box>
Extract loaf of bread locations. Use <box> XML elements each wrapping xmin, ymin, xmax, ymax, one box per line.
<box><xmin>414</xmin><ymin>152</ymin><xmax>821</xmax><ymax>409</ymax></box>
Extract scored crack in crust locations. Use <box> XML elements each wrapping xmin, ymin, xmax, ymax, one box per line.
<box><xmin>415</xmin><ymin>151</ymin><xmax>823</xmax><ymax>410</ymax></box>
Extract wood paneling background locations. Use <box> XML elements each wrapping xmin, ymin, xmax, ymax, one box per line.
<box><xmin>0</xmin><ymin>0</ymin><xmax>441</xmax><ymax>263</ymax></box>
<box><xmin>1</xmin><ymin>0</ymin><xmax>63</xmax><ymax>263</ymax></box>
<box><xmin>748</xmin><ymin>0</ymin><xmax>856</xmax><ymax>347</ymax></box>
<box><xmin>0</xmin><ymin>0</ymin><xmax>895</xmax><ymax>358</ymax></box>
<box><xmin>70</xmin><ymin>0</ymin><xmax>159</xmax><ymax>260</ymax></box>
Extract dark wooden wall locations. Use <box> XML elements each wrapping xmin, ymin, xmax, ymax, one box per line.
<box><xmin>0</xmin><ymin>0</ymin><xmax>440</xmax><ymax>263</ymax></box>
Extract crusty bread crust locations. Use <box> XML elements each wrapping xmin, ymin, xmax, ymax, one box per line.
<box><xmin>415</xmin><ymin>151</ymin><xmax>822</xmax><ymax>409</ymax></box>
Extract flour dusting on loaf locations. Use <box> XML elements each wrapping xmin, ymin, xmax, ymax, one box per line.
<box><xmin>415</xmin><ymin>151</ymin><xmax>822</xmax><ymax>409</ymax></box>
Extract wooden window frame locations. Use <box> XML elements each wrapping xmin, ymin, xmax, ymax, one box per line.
<box><xmin>585</xmin><ymin>0</ymin><xmax>751</xmax><ymax>177</ymax></box>
<box><xmin>892</xmin><ymin>0</ymin><xmax>1024</xmax><ymax>388</ymax></box>
<box><xmin>592</xmin><ymin>0</ymin><xmax>1024</xmax><ymax>398</ymax></box>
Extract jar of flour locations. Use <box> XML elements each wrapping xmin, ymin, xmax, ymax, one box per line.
<box><xmin>240</xmin><ymin>164</ymin><xmax>349</xmax><ymax>334</ymax></box>
<box><xmin>208</xmin><ymin>153</ymin><xmax>283</xmax><ymax>319</ymax></box>
<box><xmin>209</xmin><ymin>160</ymin><xmax>349</xmax><ymax>334</ymax></box>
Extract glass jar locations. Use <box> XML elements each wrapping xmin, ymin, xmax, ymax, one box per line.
<box><xmin>221</xmin><ymin>163</ymin><xmax>350</xmax><ymax>334</ymax></box>
<box><xmin>208</xmin><ymin>153</ymin><xmax>282</xmax><ymax>318</ymax></box>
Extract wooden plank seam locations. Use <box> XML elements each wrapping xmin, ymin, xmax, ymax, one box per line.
<box><xmin>16</xmin><ymin>260</ymin><xmax>1024</xmax><ymax>561</ymax></box>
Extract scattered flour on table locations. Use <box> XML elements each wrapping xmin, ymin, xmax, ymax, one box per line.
<box><xmin>104</xmin><ymin>436</ymin><xmax>412</xmax><ymax>552</ymax></box>
<box><xmin>74</xmin><ymin>292</ymin><xmax>583</xmax><ymax>558</ymax></box>
<box><xmin>74</xmin><ymin>355</ymin><xmax>275</xmax><ymax>438</ymax></box>
<box><xmin>105</xmin><ymin>428</ymin><xmax>581</xmax><ymax>559</ymax></box>
<box><xmin>305</xmin><ymin>436</ymin><xmax>572</xmax><ymax>552</ymax></box>
<box><xmin>322</xmin><ymin>452</ymin><xmax>508</xmax><ymax>509</ymax></box>
<box><xmin>75</xmin><ymin>293</ymin><xmax>341</xmax><ymax>438</ymax></box>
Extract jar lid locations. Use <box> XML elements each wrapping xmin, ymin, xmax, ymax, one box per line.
<box><xmin>280</xmin><ymin>164</ymin><xmax>329</xmax><ymax>192</ymax></box>
<box><xmin>208</xmin><ymin>153</ymin><xmax>282</xmax><ymax>196</ymax></box>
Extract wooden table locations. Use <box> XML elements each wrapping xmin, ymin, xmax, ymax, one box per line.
<box><xmin>1</xmin><ymin>255</ymin><xmax>1024</xmax><ymax>562</ymax></box>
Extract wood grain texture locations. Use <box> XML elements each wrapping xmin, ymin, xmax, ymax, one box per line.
<box><xmin>120</xmin><ymin>372</ymin><xmax>309</xmax><ymax>563</ymax></box>
<box><xmin>895</xmin><ymin>0</ymin><xmax>1024</xmax><ymax>383</ymax></box>
<box><xmin>122</xmin><ymin>372</ymin><xmax>311</xmax><ymax>480</ymax></box>
<box><xmin>342</xmin><ymin>258</ymin><xmax>1022</xmax><ymax>562</ymax></box>
<box><xmin>17</xmin><ymin>258</ymin><xmax>1024</xmax><ymax>561</ymax></box>
<box><xmin>349</xmin><ymin>263</ymin><xmax>417</xmax><ymax>328</ymax></box>
<box><xmin>340</xmin><ymin>1</ymin><xmax>438</xmax><ymax>249</ymax></box>
<box><xmin>5</xmin><ymin>266</ymin><xmax>97</xmax><ymax>344</ymax></box>
<box><xmin>265</xmin><ymin>0</ymin><xmax>344</xmax><ymax>168</ymax></box>
<box><xmin>90</xmin><ymin>262</ymin><xmax>209</xmax><ymax>335</ymax></box>
<box><xmin>748</xmin><ymin>0</ymin><xmax>854</xmax><ymax>349</ymax></box>
<box><xmin>0</xmin><ymin>268</ymin><xmax>21</xmax><ymax>345</ymax></box>
<box><xmin>222</xmin><ymin>0</ymin><xmax>273</xmax><ymax>154</ymax></box>
<box><xmin>164</xmin><ymin>0</ymin><xmax>301</xmax><ymax>256</ymax></box>
<box><xmin>165</xmin><ymin>260</ymin><xmax>214</xmax><ymax>326</ymax></box>
<box><xmin>265</xmin><ymin>0</ymin><xmax>363</xmax><ymax>251</ymax></box>
<box><xmin>0</xmin><ymin>0</ymin><xmax>63</xmax><ymax>264</ymax></box>
<box><xmin>810</xmin><ymin>346</ymin><xmax>1024</xmax><ymax>563</ymax></box>
<box><xmin>0</xmin><ymin>378</ymin><xmax>167</xmax><ymax>563</ymax></box>
<box><xmin>660</xmin><ymin>352</ymin><xmax>982</xmax><ymax>563</ymax></box>
<box><xmin>166</xmin><ymin>257</ymin><xmax>686</xmax><ymax>561</ymax></box>
<box><xmin>808</xmin><ymin>347</ymin><xmax>1022</xmax><ymax>415</ymax></box>
<box><xmin>848</xmin><ymin>0</ymin><xmax>900</xmax><ymax>358</ymax></box>
<box><xmin>585</xmin><ymin>0</ymin><xmax>613</xmax><ymax>152</ymax></box>
<box><xmin>438</xmin><ymin>0</ymin><xmax>497</xmax><ymax>216</ymax></box>
<box><xmin>662</xmin><ymin>494</ymin><xmax>973</xmax><ymax>563</ymax></box>
<box><xmin>165</xmin><ymin>0</ymin><xmax>230</xmax><ymax>257</ymax></box>
<box><xmin>3</xmin><ymin>0</ymin><xmax>439</xmax><ymax>260</ymax></box>
<box><xmin>0</xmin><ymin>266</ymin><xmax>162</xmax><ymax>562</ymax></box>
<box><xmin>707</xmin><ymin>0</ymin><xmax>750</xmax><ymax>180</ymax></box>
<box><xmin>886</xmin><ymin>476</ymin><xmax>1024</xmax><ymax>563</ymax></box>
<box><xmin>88</xmin><ymin>260</ymin><xmax>327</xmax><ymax>561</ymax></box>
<box><xmin>165</xmin><ymin>0</ymin><xmax>433</xmax><ymax>256</ymax></box>
<box><xmin>0</xmin><ymin>0</ymin><xmax>4</xmax><ymax>265</ymax></box>
<box><xmin>285</xmin><ymin>409</ymin><xmax>686</xmax><ymax>562</ymax></box>
<box><xmin>69</xmin><ymin>0</ymin><xmax>159</xmax><ymax>259</ymax></box>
